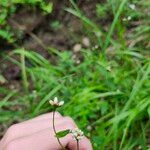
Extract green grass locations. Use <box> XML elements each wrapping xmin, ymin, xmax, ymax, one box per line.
<box><xmin>0</xmin><ymin>0</ymin><xmax>150</xmax><ymax>149</ymax></box>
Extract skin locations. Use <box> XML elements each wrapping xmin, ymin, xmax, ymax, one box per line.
<box><xmin>0</xmin><ymin>112</ymin><xmax>92</xmax><ymax>150</ymax></box>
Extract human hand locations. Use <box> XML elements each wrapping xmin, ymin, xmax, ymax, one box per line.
<box><xmin>0</xmin><ymin>112</ymin><xmax>92</xmax><ymax>150</ymax></box>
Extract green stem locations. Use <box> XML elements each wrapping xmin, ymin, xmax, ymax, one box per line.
<box><xmin>52</xmin><ymin>110</ymin><xmax>66</xmax><ymax>150</ymax></box>
<box><xmin>21</xmin><ymin>48</ymin><xmax>29</xmax><ymax>93</ymax></box>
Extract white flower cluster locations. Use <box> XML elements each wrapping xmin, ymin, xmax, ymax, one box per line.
<box><xmin>123</xmin><ymin>16</ymin><xmax>131</xmax><ymax>21</ymax></box>
<box><xmin>70</xmin><ymin>128</ymin><xmax>84</xmax><ymax>141</ymax></box>
<box><xmin>49</xmin><ymin>97</ymin><xmax>64</xmax><ymax>107</ymax></box>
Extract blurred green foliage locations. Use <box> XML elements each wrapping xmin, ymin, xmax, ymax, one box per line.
<box><xmin>0</xmin><ymin>0</ymin><xmax>150</xmax><ymax>149</ymax></box>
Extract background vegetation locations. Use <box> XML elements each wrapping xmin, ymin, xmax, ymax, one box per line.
<box><xmin>0</xmin><ymin>0</ymin><xmax>150</xmax><ymax>149</ymax></box>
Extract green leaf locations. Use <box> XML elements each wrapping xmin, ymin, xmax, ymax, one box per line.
<box><xmin>147</xmin><ymin>106</ymin><xmax>150</xmax><ymax>117</ymax></box>
<box><xmin>41</xmin><ymin>2</ymin><xmax>53</xmax><ymax>14</ymax></box>
<box><xmin>56</xmin><ymin>129</ymin><xmax>70</xmax><ymax>138</ymax></box>
<box><xmin>0</xmin><ymin>29</ymin><xmax>14</xmax><ymax>43</ymax></box>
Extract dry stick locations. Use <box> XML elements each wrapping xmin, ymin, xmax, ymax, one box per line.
<box><xmin>52</xmin><ymin>110</ymin><xmax>66</xmax><ymax>150</ymax></box>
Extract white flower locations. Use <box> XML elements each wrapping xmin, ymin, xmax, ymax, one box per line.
<box><xmin>122</xmin><ymin>16</ymin><xmax>132</xmax><ymax>21</ymax></box>
<box><xmin>94</xmin><ymin>45</ymin><xmax>99</xmax><ymax>49</ymax></box>
<box><xmin>49</xmin><ymin>97</ymin><xmax>64</xmax><ymax>107</ymax></box>
<box><xmin>70</xmin><ymin>128</ymin><xmax>84</xmax><ymax>141</ymax></box>
<box><xmin>76</xmin><ymin>60</ymin><xmax>81</xmax><ymax>64</ymax></box>
<box><xmin>129</xmin><ymin>4</ymin><xmax>136</xmax><ymax>10</ymax></box>
<box><xmin>92</xmin><ymin>45</ymin><xmax>99</xmax><ymax>50</ymax></box>
<box><xmin>127</xmin><ymin>16</ymin><xmax>131</xmax><ymax>20</ymax></box>
<box><xmin>87</xmin><ymin>125</ymin><xmax>92</xmax><ymax>131</ymax></box>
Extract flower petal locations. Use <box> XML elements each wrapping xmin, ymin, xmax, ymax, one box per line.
<box><xmin>49</xmin><ymin>100</ymin><xmax>54</xmax><ymax>105</ymax></box>
<box><xmin>54</xmin><ymin>97</ymin><xmax>58</xmax><ymax>104</ymax></box>
<box><xmin>59</xmin><ymin>101</ymin><xmax>64</xmax><ymax>106</ymax></box>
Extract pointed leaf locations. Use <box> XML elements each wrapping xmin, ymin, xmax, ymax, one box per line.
<box><xmin>56</xmin><ymin>129</ymin><xmax>70</xmax><ymax>138</ymax></box>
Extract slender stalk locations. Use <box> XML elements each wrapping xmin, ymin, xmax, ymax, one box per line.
<box><xmin>52</xmin><ymin>110</ymin><xmax>66</xmax><ymax>150</ymax></box>
<box><xmin>20</xmin><ymin>48</ymin><xmax>29</xmax><ymax>93</ymax></box>
<box><xmin>77</xmin><ymin>139</ymin><xmax>79</xmax><ymax>150</ymax></box>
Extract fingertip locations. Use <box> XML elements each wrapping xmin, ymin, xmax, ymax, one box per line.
<box><xmin>67</xmin><ymin>136</ymin><xmax>93</xmax><ymax>150</ymax></box>
<box><xmin>77</xmin><ymin>137</ymin><xmax>92</xmax><ymax>150</ymax></box>
<box><xmin>63</xmin><ymin>116</ymin><xmax>77</xmax><ymax>127</ymax></box>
